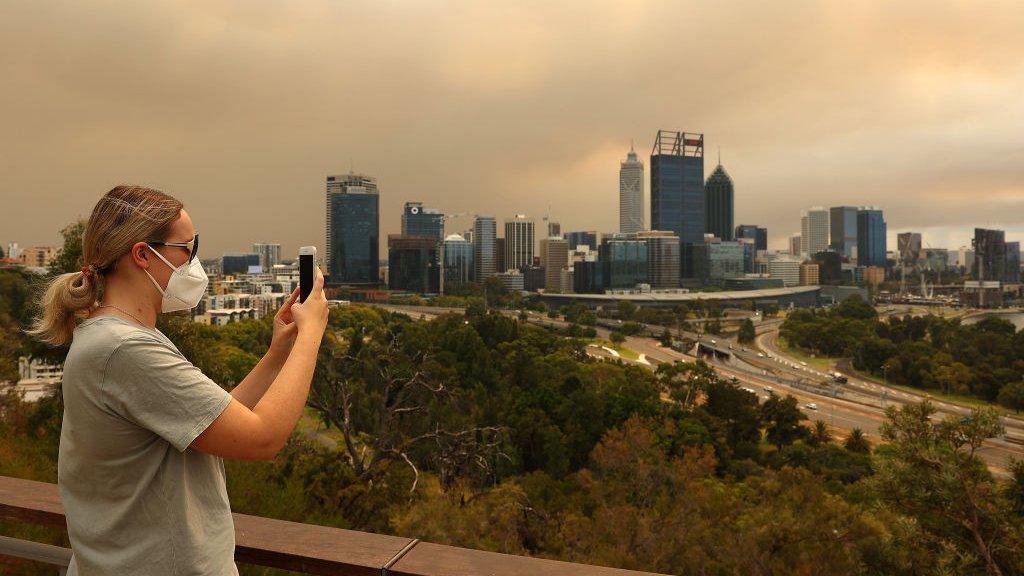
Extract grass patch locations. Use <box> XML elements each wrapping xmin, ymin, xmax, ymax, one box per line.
<box><xmin>590</xmin><ymin>338</ymin><xmax>641</xmax><ymax>361</ymax></box>
<box><xmin>776</xmin><ymin>338</ymin><xmax>837</xmax><ymax>372</ymax></box>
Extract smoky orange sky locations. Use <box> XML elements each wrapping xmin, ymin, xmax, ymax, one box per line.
<box><xmin>1</xmin><ymin>0</ymin><xmax>1023</xmax><ymax>259</ymax></box>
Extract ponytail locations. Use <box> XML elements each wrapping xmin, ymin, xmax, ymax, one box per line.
<box><xmin>27</xmin><ymin>268</ymin><xmax>101</xmax><ymax>347</ymax></box>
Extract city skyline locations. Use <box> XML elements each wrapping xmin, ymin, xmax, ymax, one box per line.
<box><xmin>2</xmin><ymin>1</ymin><xmax>1023</xmax><ymax>258</ymax></box>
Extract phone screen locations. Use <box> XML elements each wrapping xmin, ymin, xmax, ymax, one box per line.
<box><xmin>299</xmin><ymin>249</ymin><xmax>315</xmax><ymax>302</ymax></box>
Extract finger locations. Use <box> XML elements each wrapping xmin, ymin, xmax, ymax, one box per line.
<box><xmin>283</xmin><ymin>286</ymin><xmax>300</xmax><ymax>307</ymax></box>
<box><xmin>276</xmin><ymin>287</ymin><xmax>300</xmax><ymax>317</ymax></box>
<box><xmin>312</xmin><ymin>266</ymin><xmax>325</xmax><ymax>292</ymax></box>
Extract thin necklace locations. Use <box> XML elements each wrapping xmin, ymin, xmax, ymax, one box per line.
<box><xmin>95</xmin><ymin>303</ymin><xmax>149</xmax><ymax>327</ymax></box>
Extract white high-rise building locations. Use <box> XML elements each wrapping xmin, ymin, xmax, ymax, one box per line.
<box><xmin>958</xmin><ymin>246</ymin><xmax>976</xmax><ymax>271</ymax></box>
<box><xmin>800</xmin><ymin>207</ymin><xmax>829</xmax><ymax>258</ymax></box>
<box><xmin>504</xmin><ymin>215</ymin><xmax>535</xmax><ymax>271</ymax></box>
<box><xmin>768</xmin><ymin>257</ymin><xmax>802</xmax><ymax>287</ymax></box>
<box><xmin>619</xmin><ymin>145</ymin><xmax>644</xmax><ymax>233</ymax></box>
<box><xmin>252</xmin><ymin>243</ymin><xmax>282</xmax><ymax>272</ymax></box>
<box><xmin>473</xmin><ymin>216</ymin><xmax>497</xmax><ymax>281</ymax></box>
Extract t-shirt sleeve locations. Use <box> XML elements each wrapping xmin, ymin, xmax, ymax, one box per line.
<box><xmin>102</xmin><ymin>334</ymin><xmax>233</xmax><ymax>452</ymax></box>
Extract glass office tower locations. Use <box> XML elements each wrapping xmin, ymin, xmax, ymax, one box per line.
<box><xmin>326</xmin><ymin>173</ymin><xmax>379</xmax><ymax>284</ymax></box>
<box><xmin>650</xmin><ymin>130</ymin><xmax>704</xmax><ymax>278</ymax></box>
<box><xmin>830</xmin><ymin>206</ymin><xmax>859</xmax><ymax>260</ymax></box>
<box><xmin>401</xmin><ymin>202</ymin><xmax>445</xmax><ymax>241</ymax></box>
<box><xmin>856</xmin><ymin>207</ymin><xmax>887</xmax><ymax>267</ymax></box>
<box><xmin>704</xmin><ymin>164</ymin><xmax>734</xmax><ymax>241</ymax></box>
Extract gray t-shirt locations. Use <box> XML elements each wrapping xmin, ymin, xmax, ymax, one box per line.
<box><xmin>58</xmin><ymin>315</ymin><xmax>237</xmax><ymax>575</ymax></box>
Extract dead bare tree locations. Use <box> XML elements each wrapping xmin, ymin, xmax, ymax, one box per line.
<box><xmin>307</xmin><ymin>328</ymin><xmax>507</xmax><ymax>494</ymax></box>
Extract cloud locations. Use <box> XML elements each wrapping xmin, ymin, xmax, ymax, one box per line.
<box><xmin>1</xmin><ymin>0</ymin><xmax>1022</xmax><ymax>257</ymax></box>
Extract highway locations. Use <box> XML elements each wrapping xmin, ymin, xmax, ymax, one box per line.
<box><xmin>370</xmin><ymin>303</ymin><xmax>1024</xmax><ymax>474</ymax></box>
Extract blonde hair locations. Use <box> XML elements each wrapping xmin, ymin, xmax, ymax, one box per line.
<box><xmin>28</xmin><ymin>186</ymin><xmax>184</xmax><ymax>346</ymax></box>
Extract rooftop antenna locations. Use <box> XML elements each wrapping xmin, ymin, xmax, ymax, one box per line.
<box><xmin>717</xmin><ymin>146</ymin><xmax>721</xmax><ymax>166</ymax></box>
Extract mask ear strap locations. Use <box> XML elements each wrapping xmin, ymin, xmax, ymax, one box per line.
<box><xmin>142</xmin><ymin>244</ymin><xmax>173</xmax><ymax>296</ymax></box>
<box><xmin>146</xmin><ymin>245</ymin><xmax>177</xmax><ymax>270</ymax></box>
<box><xmin>143</xmin><ymin>268</ymin><xmax>166</xmax><ymax>296</ymax></box>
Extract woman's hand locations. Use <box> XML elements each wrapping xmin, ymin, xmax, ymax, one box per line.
<box><xmin>269</xmin><ymin>287</ymin><xmax>301</xmax><ymax>356</ymax></box>
<box><xmin>291</xmin><ymin>265</ymin><xmax>329</xmax><ymax>339</ymax></box>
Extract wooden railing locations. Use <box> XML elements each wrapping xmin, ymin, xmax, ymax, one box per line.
<box><xmin>0</xmin><ymin>475</ymin><xmax>667</xmax><ymax>576</ymax></box>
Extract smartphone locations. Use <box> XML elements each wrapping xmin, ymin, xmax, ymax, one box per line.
<box><xmin>299</xmin><ymin>246</ymin><xmax>316</xmax><ymax>303</ymax></box>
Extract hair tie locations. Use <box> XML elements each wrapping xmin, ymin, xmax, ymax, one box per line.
<box><xmin>81</xmin><ymin>265</ymin><xmax>92</xmax><ymax>278</ymax></box>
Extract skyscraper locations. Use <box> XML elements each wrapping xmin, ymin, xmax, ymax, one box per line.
<box><xmin>650</xmin><ymin>130</ymin><xmax>704</xmax><ymax>278</ymax></box>
<box><xmin>564</xmin><ymin>231</ymin><xmax>599</xmax><ymax>251</ymax></box>
<box><xmin>829</xmin><ymin>206</ymin><xmax>859</xmax><ymax>259</ymax></box>
<box><xmin>692</xmin><ymin>240</ymin><xmax>745</xmax><ymax>284</ymax></box>
<box><xmin>1006</xmin><ymin>241</ymin><xmax>1021</xmax><ymax>283</ymax></box>
<box><xmin>958</xmin><ymin>246</ymin><xmax>975</xmax><ymax>272</ymax></box>
<box><xmin>326</xmin><ymin>173</ymin><xmax>379</xmax><ymax>284</ymax></box>
<box><xmin>800</xmin><ymin>207</ymin><xmax>829</xmax><ymax>258</ymax></box>
<box><xmin>789</xmin><ymin>233</ymin><xmax>802</xmax><ymax>257</ymax></box>
<box><xmin>546</xmin><ymin>221</ymin><xmax>561</xmax><ymax>238</ymax></box>
<box><xmin>473</xmin><ymin>216</ymin><xmax>497</xmax><ymax>281</ymax></box>
<box><xmin>735</xmin><ymin>225</ymin><xmax>768</xmax><ymax>252</ymax></box>
<box><xmin>252</xmin><ymin>243</ymin><xmax>281</xmax><ymax>272</ymax></box>
<box><xmin>539</xmin><ymin>236</ymin><xmax>569</xmax><ymax>292</ymax></box>
<box><xmin>856</xmin><ymin>208</ymin><xmax>887</xmax><ymax>267</ymax></box>
<box><xmin>704</xmin><ymin>164</ymin><xmax>734</xmax><ymax>241</ymax></box>
<box><xmin>897</xmin><ymin>232</ymin><xmax>923</xmax><ymax>271</ymax></box>
<box><xmin>637</xmin><ymin>230</ymin><xmax>680</xmax><ymax>289</ymax></box>
<box><xmin>387</xmin><ymin>235</ymin><xmax>440</xmax><ymax>294</ymax></box>
<box><xmin>619</xmin><ymin>144</ymin><xmax>644</xmax><ymax>233</ymax></box>
<box><xmin>600</xmin><ymin>234</ymin><xmax>648</xmax><ymax>289</ymax></box>
<box><xmin>972</xmin><ymin>228</ymin><xmax>1006</xmax><ymax>281</ymax></box>
<box><xmin>401</xmin><ymin>202</ymin><xmax>445</xmax><ymax>241</ymax></box>
<box><xmin>504</xmin><ymin>215</ymin><xmax>535</xmax><ymax>271</ymax></box>
<box><xmin>441</xmin><ymin>234</ymin><xmax>473</xmax><ymax>291</ymax></box>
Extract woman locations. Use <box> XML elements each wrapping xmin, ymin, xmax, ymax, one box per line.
<box><xmin>29</xmin><ymin>185</ymin><xmax>329</xmax><ymax>575</ymax></box>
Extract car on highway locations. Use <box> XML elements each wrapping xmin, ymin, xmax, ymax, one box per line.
<box><xmin>757</xmin><ymin>352</ymin><xmax>765</xmax><ymax>358</ymax></box>
<box><xmin>763</xmin><ymin>386</ymin><xmax>774</xmax><ymax>393</ymax></box>
<box><xmin>799</xmin><ymin>361</ymin><xmax>808</xmax><ymax>367</ymax></box>
<box><xmin>804</xmin><ymin>403</ymin><xmax>818</xmax><ymax>411</ymax></box>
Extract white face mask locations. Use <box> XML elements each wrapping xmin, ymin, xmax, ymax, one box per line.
<box><xmin>144</xmin><ymin>245</ymin><xmax>209</xmax><ymax>313</ymax></box>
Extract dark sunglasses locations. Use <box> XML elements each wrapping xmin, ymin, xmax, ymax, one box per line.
<box><xmin>147</xmin><ymin>233</ymin><xmax>199</xmax><ymax>264</ymax></box>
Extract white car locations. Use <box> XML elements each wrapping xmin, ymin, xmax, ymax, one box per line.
<box><xmin>799</xmin><ymin>361</ymin><xmax>808</xmax><ymax>367</ymax></box>
<box><xmin>763</xmin><ymin>386</ymin><xmax>774</xmax><ymax>393</ymax></box>
<box><xmin>804</xmin><ymin>403</ymin><xmax>818</xmax><ymax>411</ymax></box>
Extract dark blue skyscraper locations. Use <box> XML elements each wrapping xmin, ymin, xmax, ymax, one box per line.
<box><xmin>564</xmin><ymin>231</ymin><xmax>599</xmax><ymax>251</ymax></box>
<box><xmin>387</xmin><ymin>234</ymin><xmax>440</xmax><ymax>294</ymax></box>
<box><xmin>401</xmin><ymin>202</ymin><xmax>445</xmax><ymax>241</ymax></box>
<box><xmin>704</xmin><ymin>164</ymin><xmax>734</xmax><ymax>241</ymax></box>
<box><xmin>735</xmin><ymin>224</ymin><xmax>768</xmax><ymax>251</ymax></box>
<box><xmin>972</xmin><ymin>228</ymin><xmax>1007</xmax><ymax>281</ymax></box>
<box><xmin>326</xmin><ymin>173</ymin><xmax>380</xmax><ymax>284</ymax></box>
<box><xmin>650</xmin><ymin>130</ymin><xmax>704</xmax><ymax>278</ymax></box>
<box><xmin>856</xmin><ymin>208</ymin><xmax>886</xmax><ymax>267</ymax></box>
<box><xmin>599</xmin><ymin>235</ymin><xmax>648</xmax><ymax>289</ymax></box>
<box><xmin>830</xmin><ymin>206</ymin><xmax>858</xmax><ymax>259</ymax></box>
